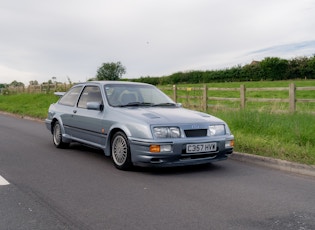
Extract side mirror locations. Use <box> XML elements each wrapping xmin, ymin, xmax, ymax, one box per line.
<box><xmin>87</xmin><ymin>102</ymin><xmax>103</xmax><ymax>111</ymax></box>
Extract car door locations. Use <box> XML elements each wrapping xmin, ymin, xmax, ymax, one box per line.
<box><xmin>71</xmin><ymin>85</ymin><xmax>106</xmax><ymax>147</ymax></box>
<box><xmin>58</xmin><ymin>85</ymin><xmax>83</xmax><ymax>136</ymax></box>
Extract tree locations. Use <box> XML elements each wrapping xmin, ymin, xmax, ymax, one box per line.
<box><xmin>305</xmin><ymin>55</ymin><xmax>315</xmax><ymax>79</ymax></box>
<box><xmin>260</xmin><ymin>57</ymin><xmax>288</xmax><ymax>80</ymax></box>
<box><xmin>29</xmin><ymin>80</ymin><xmax>39</xmax><ymax>85</ymax></box>
<box><xmin>10</xmin><ymin>80</ymin><xmax>24</xmax><ymax>87</ymax></box>
<box><xmin>96</xmin><ymin>62</ymin><xmax>126</xmax><ymax>80</ymax></box>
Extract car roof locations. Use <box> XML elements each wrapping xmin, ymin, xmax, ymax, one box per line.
<box><xmin>75</xmin><ymin>81</ymin><xmax>151</xmax><ymax>87</ymax></box>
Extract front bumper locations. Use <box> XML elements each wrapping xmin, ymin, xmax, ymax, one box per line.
<box><xmin>45</xmin><ymin>119</ymin><xmax>52</xmax><ymax>132</ymax></box>
<box><xmin>129</xmin><ymin>138</ymin><xmax>233</xmax><ymax>168</ymax></box>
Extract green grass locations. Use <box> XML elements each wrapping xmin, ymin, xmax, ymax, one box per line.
<box><xmin>212</xmin><ymin>110</ymin><xmax>315</xmax><ymax>165</ymax></box>
<box><xmin>1</xmin><ymin>85</ymin><xmax>315</xmax><ymax>165</ymax></box>
<box><xmin>0</xmin><ymin>93</ymin><xmax>58</xmax><ymax>119</ymax></box>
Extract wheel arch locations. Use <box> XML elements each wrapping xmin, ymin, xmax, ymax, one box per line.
<box><xmin>105</xmin><ymin>127</ymin><xmax>130</xmax><ymax>157</ymax></box>
<box><xmin>109</xmin><ymin>129</ymin><xmax>133</xmax><ymax>170</ymax></box>
<box><xmin>51</xmin><ymin>117</ymin><xmax>71</xmax><ymax>143</ymax></box>
<box><xmin>50</xmin><ymin>118</ymin><xmax>58</xmax><ymax>134</ymax></box>
<box><xmin>51</xmin><ymin>118</ymin><xmax>62</xmax><ymax>133</ymax></box>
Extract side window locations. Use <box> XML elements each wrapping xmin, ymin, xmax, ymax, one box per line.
<box><xmin>58</xmin><ymin>86</ymin><xmax>83</xmax><ymax>106</ymax></box>
<box><xmin>77</xmin><ymin>86</ymin><xmax>103</xmax><ymax>109</ymax></box>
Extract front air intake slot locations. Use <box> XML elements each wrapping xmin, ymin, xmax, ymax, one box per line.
<box><xmin>184</xmin><ymin>129</ymin><xmax>207</xmax><ymax>137</ymax></box>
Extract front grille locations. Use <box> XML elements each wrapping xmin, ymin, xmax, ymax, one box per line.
<box><xmin>184</xmin><ymin>129</ymin><xmax>207</xmax><ymax>137</ymax></box>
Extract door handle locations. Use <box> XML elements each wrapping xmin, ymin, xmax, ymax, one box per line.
<box><xmin>73</xmin><ymin>110</ymin><xmax>77</xmax><ymax>114</ymax></box>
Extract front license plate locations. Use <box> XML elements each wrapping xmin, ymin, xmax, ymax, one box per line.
<box><xmin>186</xmin><ymin>142</ymin><xmax>217</xmax><ymax>153</ymax></box>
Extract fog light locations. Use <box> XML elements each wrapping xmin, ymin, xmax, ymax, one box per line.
<box><xmin>160</xmin><ymin>145</ymin><xmax>172</xmax><ymax>152</ymax></box>
<box><xmin>225</xmin><ymin>140</ymin><xmax>235</xmax><ymax>148</ymax></box>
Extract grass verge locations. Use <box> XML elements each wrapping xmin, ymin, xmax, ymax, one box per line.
<box><xmin>0</xmin><ymin>93</ymin><xmax>58</xmax><ymax>119</ymax></box>
<box><xmin>212</xmin><ymin>110</ymin><xmax>315</xmax><ymax>165</ymax></box>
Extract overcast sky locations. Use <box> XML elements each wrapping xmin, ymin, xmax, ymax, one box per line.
<box><xmin>1</xmin><ymin>0</ymin><xmax>315</xmax><ymax>85</ymax></box>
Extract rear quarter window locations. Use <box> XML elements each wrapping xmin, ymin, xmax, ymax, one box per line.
<box><xmin>58</xmin><ymin>86</ymin><xmax>83</xmax><ymax>106</ymax></box>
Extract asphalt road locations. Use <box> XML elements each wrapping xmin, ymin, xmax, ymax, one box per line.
<box><xmin>1</xmin><ymin>113</ymin><xmax>315</xmax><ymax>230</ymax></box>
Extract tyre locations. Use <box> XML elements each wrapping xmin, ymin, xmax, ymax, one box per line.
<box><xmin>111</xmin><ymin>131</ymin><xmax>132</xmax><ymax>170</ymax></box>
<box><xmin>53</xmin><ymin>121</ymin><xmax>69</xmax><ymax>148</ymax></box>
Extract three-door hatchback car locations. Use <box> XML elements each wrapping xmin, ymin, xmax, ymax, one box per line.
<box><xmin>45</xmin><ymin>81</ymin><xmax>234</xmax><ymax>170</ymax></box>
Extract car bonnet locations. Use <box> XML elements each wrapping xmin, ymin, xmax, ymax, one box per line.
<box><xmin>116</xmin><ymin>107</ymin><xmax>224</xmax><ymax>124</ymax></box>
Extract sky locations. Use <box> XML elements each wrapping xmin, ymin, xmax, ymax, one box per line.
<box><xmin>1</xmin><ymin>0</ymin><xmax>315</xmax><ymax>85</ymax></box>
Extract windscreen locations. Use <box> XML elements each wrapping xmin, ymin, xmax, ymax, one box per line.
<box><xmin>104</xmin><ymin>84</ymin><xmax>174</xmax><ymax>107</ymax></box>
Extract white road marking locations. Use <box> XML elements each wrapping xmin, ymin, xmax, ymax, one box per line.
<box><xmin>0</xmin><ymin>175</ymin><xmax>10</xmax><ymax>185</ymax></box>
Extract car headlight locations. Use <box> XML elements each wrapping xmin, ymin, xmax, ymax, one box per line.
<box><xmin>209</xmin><ymin>125</ymin><xmax>226</xmax><ymax>136</ymax></box>
<box><xmin>153</xmin><ymin>127</ymin><xmax>181</xmax><ymax>138</ymax></box>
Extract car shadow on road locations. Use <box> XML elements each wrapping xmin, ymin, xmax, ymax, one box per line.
<box><xmin>65</xmin><ymin>143</ymin><xmax>229</xmax><ymax>175</ymax></box>
<box><xmin>132</xmin><ymin>162</ymin><xmax>227</xmax><ymax>175</ymax></box>
<box><xmin>64</xmin><ymin>143</ymin><xmax>110</xmax><ymax>161</ymax></box>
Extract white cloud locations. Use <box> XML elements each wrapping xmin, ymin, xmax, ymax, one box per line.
<box><xmin>0</xmin><ymin>65</ymin><xmax>39</xmax><ymax>84</ymax></box>
<box><xmin>0</xmin><ymin>0</ymin><xmax>315</xmax><ymax>85</ymax></box>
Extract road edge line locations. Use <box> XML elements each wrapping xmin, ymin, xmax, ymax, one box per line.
<box><xmin>0</xmin><ymin>175</ymin><xmax>10</xmax><ymax>186</ymax></box>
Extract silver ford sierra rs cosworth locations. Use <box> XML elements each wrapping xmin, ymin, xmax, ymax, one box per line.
<box><xmin>45</xmin><ymin>81</ymin><xmax>234</xmax><ymax>170</ymax></box>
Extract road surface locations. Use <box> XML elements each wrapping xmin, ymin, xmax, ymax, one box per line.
<box><xmin>1</xmin><ymin>113</ymin><xmax>315</xmax><ymax>230</ymax></box>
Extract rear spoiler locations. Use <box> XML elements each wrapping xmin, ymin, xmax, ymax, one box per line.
<box><xmin>54</xmin><ymin>92</ymin><xmax>65</xmax><ymax>97</ymax></box>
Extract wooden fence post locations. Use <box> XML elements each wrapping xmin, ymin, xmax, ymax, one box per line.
<box><xmin>203</xmin><ymin>85</ymin><xmax>207</xmax><ymax>111</ymax></box>
<box><xmin>289</xmin><ymin>83</ymin><xmax>296</xmax><ymax>113</ymax></box>
<box><xmin>240</xmin><ymin>85</ymin><xmax>246</xmax><ymax>109</ymax></box>
<box><xmin>173</xmin><ymin>85</ymin><xmax>177</xmax><ymax>102</ymax></box>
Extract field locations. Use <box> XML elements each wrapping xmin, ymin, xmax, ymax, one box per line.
<box><xmin>0</xmin><ymin>79</ymin><xmax>315</xmax><ymax>165</ymax></box>
<box><xmin>161</xmin><ymin>80</ymin><xmax>315</xmax><ymax>113</ymax></box>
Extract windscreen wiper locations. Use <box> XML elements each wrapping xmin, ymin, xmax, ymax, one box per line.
<box><xmin>117</xmin><ymin>102</ymin><xmax>154</xmax><ymax>107</ymax></box>
<box><xmin>152</xmin><ymin>102</ymin><xmax>176</xmax><ymax>107</ymax></box>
